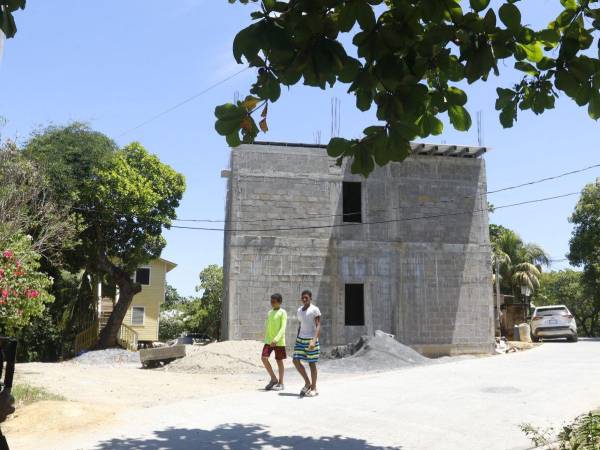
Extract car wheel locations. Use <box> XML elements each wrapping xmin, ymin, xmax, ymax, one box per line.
<box><xmin>531</xmin><ymin>335</ymin><xmax>540</xmax><ymax>342</ymax></box>
<box><xmin>567</xmin><ymin>334</ymin><xmax>578</xmax><ymax>343</ymax></box>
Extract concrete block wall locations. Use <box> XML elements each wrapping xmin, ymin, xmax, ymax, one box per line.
<box><xmin>222</xmin><ymin>143</ymin><xmax>494</xmax><ymax>356</ymax></box>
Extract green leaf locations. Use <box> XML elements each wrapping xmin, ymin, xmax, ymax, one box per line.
<box><xmin>496</xmin><ymin>88</ymin><xmax>516</xmax><ymax>110</ymax></box>
<box><xmin>536</xmin><ymin>57</ymin><xmax>556</xmax><ymax>70</ymax></box>
<box><xmin>560</xmin><ymin>0</ymin><xmax>577</xmax><ymax>10</ymax></box>
<box><xmin>483</xmin><ymin>9</ymin><xmax>496</xmax><ymax>32</ymax></box>
<box><xmin>416</xmin><ymin>114</ymin><xmax>443</xmax><ymax>136</ymax></box>
<box><xmin>351</xmin><ymin>145</ymin><xmax>374</xmax><ymax>176</ymax></box>
<box><xmin>515</xmin><ymin>61</ymin><xmax>539</xmax><ymax>76</ymax></box>
<box><xmin>0</xmin><ymin>9</ymin><xmax>18</xmax><ymax>38</ymax></box>
<box><xmin>557</xmin><ymin>9</ymin><xmax>576</xmax><ymax>27</ymax></box>
<box><xmin>355</xmin><ymin>0</ymin><xmax>376</xmax><ymax>31</ymax></box>
<box><xmin>555</xmin><ymin>70</ymin><xmax>580</xmax><ymax>97</ymax></box>
<box><xmin>588</xmin><ymin>92</ymin><xmax>600</xmax><ymax>120</ymax></box>
<box><xmin>446</xmin><ymin>87</ymin><xmax>467</xmax><ymax>106</ymax></box>
<box><xmin>517</xmin><ymin>43</ymin><xmax>543</xmax><ymax>63</ymax></box>
<box><xmin>448</xmin><ymin>105</ymin><xmax>472</xmax><ymax>131</ymax></box>
<box><xmin>337</xmin><ymin>3</ymin><xmax>357</xmax><ymax>32</ymax></box>
<box><xmin>215</xmin><ymin>103</ymin><xmax>243</xmax><ymax>121</ymax></box>
<box><xmin>537</xmin><ymin>29</ymin><xmax>560</xmax><ymax>46</ymax></box>
<box><xmin>327</xmin><ymin>137</ymin><xmax>351</xmax><ymax>157</ymax></box>
<box><xmin>499</xmin><ymin>3</ymin><xmax>521</xmax><ymax>32</ymax></box>
<box><xmin>356</xmin><ymin>89</ymin><xmax>373</xmax><ymax>111</ymax></box>
<box><xmin>232</xmin><ymin>24</ymin><xmax>261</xmax><ymax>64</ymax></box>
<box><xmin>470</xmin><ymin>0</ymin><xmax>490</xmax><ymax>12</ymax></box>
<box><xmin>226</xmin><ymin>131</ymin><xmax>241</xmax><ymax>147</ymax></box>
<box><xmin>499</xmin><ymin>107</ymin><xmax>515</xmax><ymax>128</ymax></box>
<box><xmin>338</xmin><ymin>57</ymin><xmax>361</xmax><ymax>83</ymax></box>
<box><xmin>215</xmin><ymin>118</ymin><xmax>242</xmax><ymax>136</ymax></box>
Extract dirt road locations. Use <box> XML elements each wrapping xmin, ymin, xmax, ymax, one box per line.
<box><xmin>6</xmin><ymin>339</ymin><xmax>600</xmax><ymax>450</ymax></box>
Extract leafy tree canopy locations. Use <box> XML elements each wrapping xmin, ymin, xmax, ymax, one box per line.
<box><xmin>24</xmin><ymin>124</ymin><xmax>186</xmax><ymax>347</ymax></box>
<box><xmin>217</xmin><ymin>0</ymin><xmax>600</xmax><ymax>175</ymax></box>
<box><xmin>193</xmin><ymin>264</ymin><xmax>224</xmax><ymax>340</ymax></box>
<box><xmin>24</xmin><ymin>123</ymin><xmax>117</xmax><ymax>207</ymax></box>
<box><xmin>490</xmin><ymin>224</ymin><xmax>549</xmax><ymax>296</ymax></box>
<box><xmin>0</xmin><ymin>141</ymin><xmax>75</xmax><ymax>261</ymax></box>
<box><xmin>568</xmin><ymin>182</ymin><xmax>600</xmax><ymax>335</ymax></box>
<box><xmin>535</xmin><ymin>269</ymin><xmax>600</xmax><ymax>336</ymax></box>
<box><xmin>159</xmin><ymin>266</ymin><xmax>224</xmax><ymax>341</ymax></box>
<box><xmin>164</xmin><ymin>284</ymin><xmax>186</xmax><ymax>310</ymax></box>
<box><xmin>92</xmin><ymin>142</ymin><xmax>186</xmax><ymax>273</ymax></box>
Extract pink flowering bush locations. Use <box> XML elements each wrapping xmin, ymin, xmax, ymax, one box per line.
<box><xmin>0</xmin><ymin>234</ymin><xmax>53</xmax><ymax>335</ymax></box>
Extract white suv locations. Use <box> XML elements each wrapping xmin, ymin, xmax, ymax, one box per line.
<box><xmin>531</xmin><ymin>305</ymin><xmax>578</xmax><ymax>342</ymax></box>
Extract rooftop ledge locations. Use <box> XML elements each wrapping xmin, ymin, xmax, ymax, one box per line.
<box><xmin>221</xmin><ymin>141</ymin><xmax>489</xmax><ymax>177</ymax></box>
<box><xmin>249</xmin><ymin>141</ymin><xmax>489</xmax><ymax>159</ymax></box>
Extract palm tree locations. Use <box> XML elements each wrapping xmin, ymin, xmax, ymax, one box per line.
<box><xmin>512</xmin><ymin>263</ymin><xmax>541</xmax><ymax>292</ymax></box>
<box><xmin>490</xmin><ymin>228</ymin><xmax>549</xmax><ymax>298</ymax></box>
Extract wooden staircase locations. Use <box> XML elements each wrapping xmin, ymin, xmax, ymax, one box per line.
<box><xmin>99</xmin><ymin>297</ymin><xmax>114</xmax><ymax>329</ymax></box>
<box><xmin>74</xmin><ymin>297</ymin><xmax>139</xmax><ymax>354</ymax></box>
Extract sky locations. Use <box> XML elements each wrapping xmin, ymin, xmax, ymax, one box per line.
<box><xmin>1</xmin><ymin>0</ymin><xmax>598</xmax><ymax>297</ymax></box>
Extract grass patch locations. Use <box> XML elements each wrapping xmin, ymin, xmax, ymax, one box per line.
<box><xmin>521</xmin><ymin>409</ymin><xmax>600</xmax><ymax>449</ymax></box>
<box><xmin>11</xmin><ymin>384</ymin><xmax>65</xmax><ymax>407</ymax></box>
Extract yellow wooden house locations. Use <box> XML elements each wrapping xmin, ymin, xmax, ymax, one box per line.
<box><xmin>88</xmin><ymin>258</ymin><xmax>177</xmax><ymax>350</ymax></box>
<box><xmin>121</xmin><ymin>258</ymin><xmax>177</xmax><ymax>343</ymax></box>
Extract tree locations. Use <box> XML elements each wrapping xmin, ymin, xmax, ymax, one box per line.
<box><xmin>158</xmin><ymin>267</ymin><xmax>224</xmax><ymax>341</ymax></box>
<box><xmin>568</xmin><ymin>182</ymin><xmax>600</xmax><ymax>335</ymax></box>
<box><xmin>0</xmin><ymin>141</ymin><xmax>75</xmax><ymax>261</ymax></box>
<box><xmin>24</xmin><ymin>124</ymin><xmax>119</xmax><ymax>333</ymax></box>
<box><xmin>159</xmin><ymin>285</ymin><xmax>187</xmax><ymax>340</ymax></box>
<box><xmin>0</xmin><ymin>1</ymin><xmax>25</xmax><ymax>39</ymax></box>
<box><xmin>92</xmin><ymin>143</ymin><xmax>186</xmax><ymax>348</ymax></box>
<box><xmin>192</xmin><ymin>264</ymin><xmax>224</xmax><ymax>340</ymax></box>
<box><xmin>535</xmin><ymin>270</ymin><xmax>600</xmax><ymax>336</ymax></box>
<box><xmin>25</xmin><ymin>124</ymin><xmax>186</xmax><ymax>348</ymax></box>
<box><xmin>490</xmin><ymin>225</ymin><xmax>549</xmax><ymax>298</ymax></box>
<box><xmin>217</xmin><ymin>0</ymin><xmax>600</xmax><ymax>175</ymax></box>
<box><xmin>164</xmin><ymin>284</ymin><xmax>186</xmax><ymax>310</ymax></box>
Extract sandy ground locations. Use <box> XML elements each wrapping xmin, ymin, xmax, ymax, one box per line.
<box><xmin>5</xmin><ymin>339</ymin><xmax>600</xmax><ymax>450</ymax></box>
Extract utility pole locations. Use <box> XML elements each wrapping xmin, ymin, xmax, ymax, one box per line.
<box><xmin>0</xmin><ymin>31</ymin><xmax>5</xmax><ymax>66</ymax></box>
<box><xmin>495</xmin><ymin>258</ymin><xmax>502</xmax><ymax>336</ymax></box>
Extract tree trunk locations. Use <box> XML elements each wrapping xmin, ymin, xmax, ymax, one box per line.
<box><xmin>96</xmin><ymin>262</ymin><xmax>141</xmax><ymax>348</ymax></box>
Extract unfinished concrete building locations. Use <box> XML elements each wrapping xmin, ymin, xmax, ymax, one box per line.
<box><xmin>221</xmin><ymin>142</ymin><xmax>494</xmax><ymax>356</ymax></box>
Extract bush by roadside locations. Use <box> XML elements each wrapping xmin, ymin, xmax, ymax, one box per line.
<box><xmin>521</xmin><ymin>409</ymin><xmax>600</xmax><ymax>449</ymax></box>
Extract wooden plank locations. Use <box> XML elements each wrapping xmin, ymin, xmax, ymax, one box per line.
<box><xmin>139</xmin><ymin>344</ymin><xmax>186</xmax><ymax>363</ymax></box>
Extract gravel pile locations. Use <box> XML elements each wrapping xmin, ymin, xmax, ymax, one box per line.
<box><xmin>69</xmin><ymin>349</ymin><xmax>140</xmax><ymax>367</ymax></box>
<box><xmin>322</xmin><ymin>330</ymin><xmax>433</xmax><ymax>373</ymax></box>
<box><xmin>165</xmin><ymin>340</ymin><xmax>265</xmax><ymax>375</ymax></box>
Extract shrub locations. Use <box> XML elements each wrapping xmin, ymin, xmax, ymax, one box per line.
<box><xmin>0</xmin><ymin>234</ymin><xmax>54</xmax><ymax>336</ymax></box>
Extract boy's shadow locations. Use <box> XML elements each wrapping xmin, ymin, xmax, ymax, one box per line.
<box><xmin>255</xmin><ymin>389</ymin><xmax>302</xmax><ymax>398</ymax></box>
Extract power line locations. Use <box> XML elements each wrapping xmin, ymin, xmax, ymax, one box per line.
<box><xmin>70</xmin><ymin>155</ymin><xmax>594</xmax><ymax>226</ymax></box>
<box><xmin>169</xmin><ymin>191</ymin><xmax>581</xmax><ymax>232</ymax></box>
<box><xmin>487</xmin><ymin>163</ymin><xmax>600</xmax><ymax>195</ymax></box>
<box><xmin>173</xmin><ymin>162</ymin><xmax>600</xmax><ymax>224</ymax></box>
<box><xmin>117</xmin><ymin>67</ymin><xmax>250</xmax><ymax>138</ymax></box>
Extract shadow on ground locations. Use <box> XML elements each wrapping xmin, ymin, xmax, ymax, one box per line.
<box><xmin>93</xmin><ymin>423</ymin><xmax>401</xmax><ymax>450</ymax></box>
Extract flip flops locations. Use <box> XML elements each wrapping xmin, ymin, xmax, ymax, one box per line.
<box><xmin>304</xmin><ymin>389</ymin><xmax>319</xmax><ymax>397</ymax></box>
<box><xmin>265</xmin><ymin>380</ymin><xmax>278</xmax><ymax>391</ymax></box>
<box><xmin>300</xmin><ymin>385</ymin><xmax>311</xmax><ymax>396</ymax></box>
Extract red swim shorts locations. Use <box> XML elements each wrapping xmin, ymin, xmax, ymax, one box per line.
<box><xmin>261</xmin><ymin>344</ymin><xmax>287</xmax><ymax>360</ymax></box>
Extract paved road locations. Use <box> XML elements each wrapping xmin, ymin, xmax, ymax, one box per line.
<box><xmin>29</xmin><ymin>340</ymin><xmax>600</xmax><ymax>449</ymax></box>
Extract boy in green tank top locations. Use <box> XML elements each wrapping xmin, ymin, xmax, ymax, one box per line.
<box><xmin>261</xmin><ymin>293</ymin><xmax>287</xmax><ymax>391</ymax></box>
